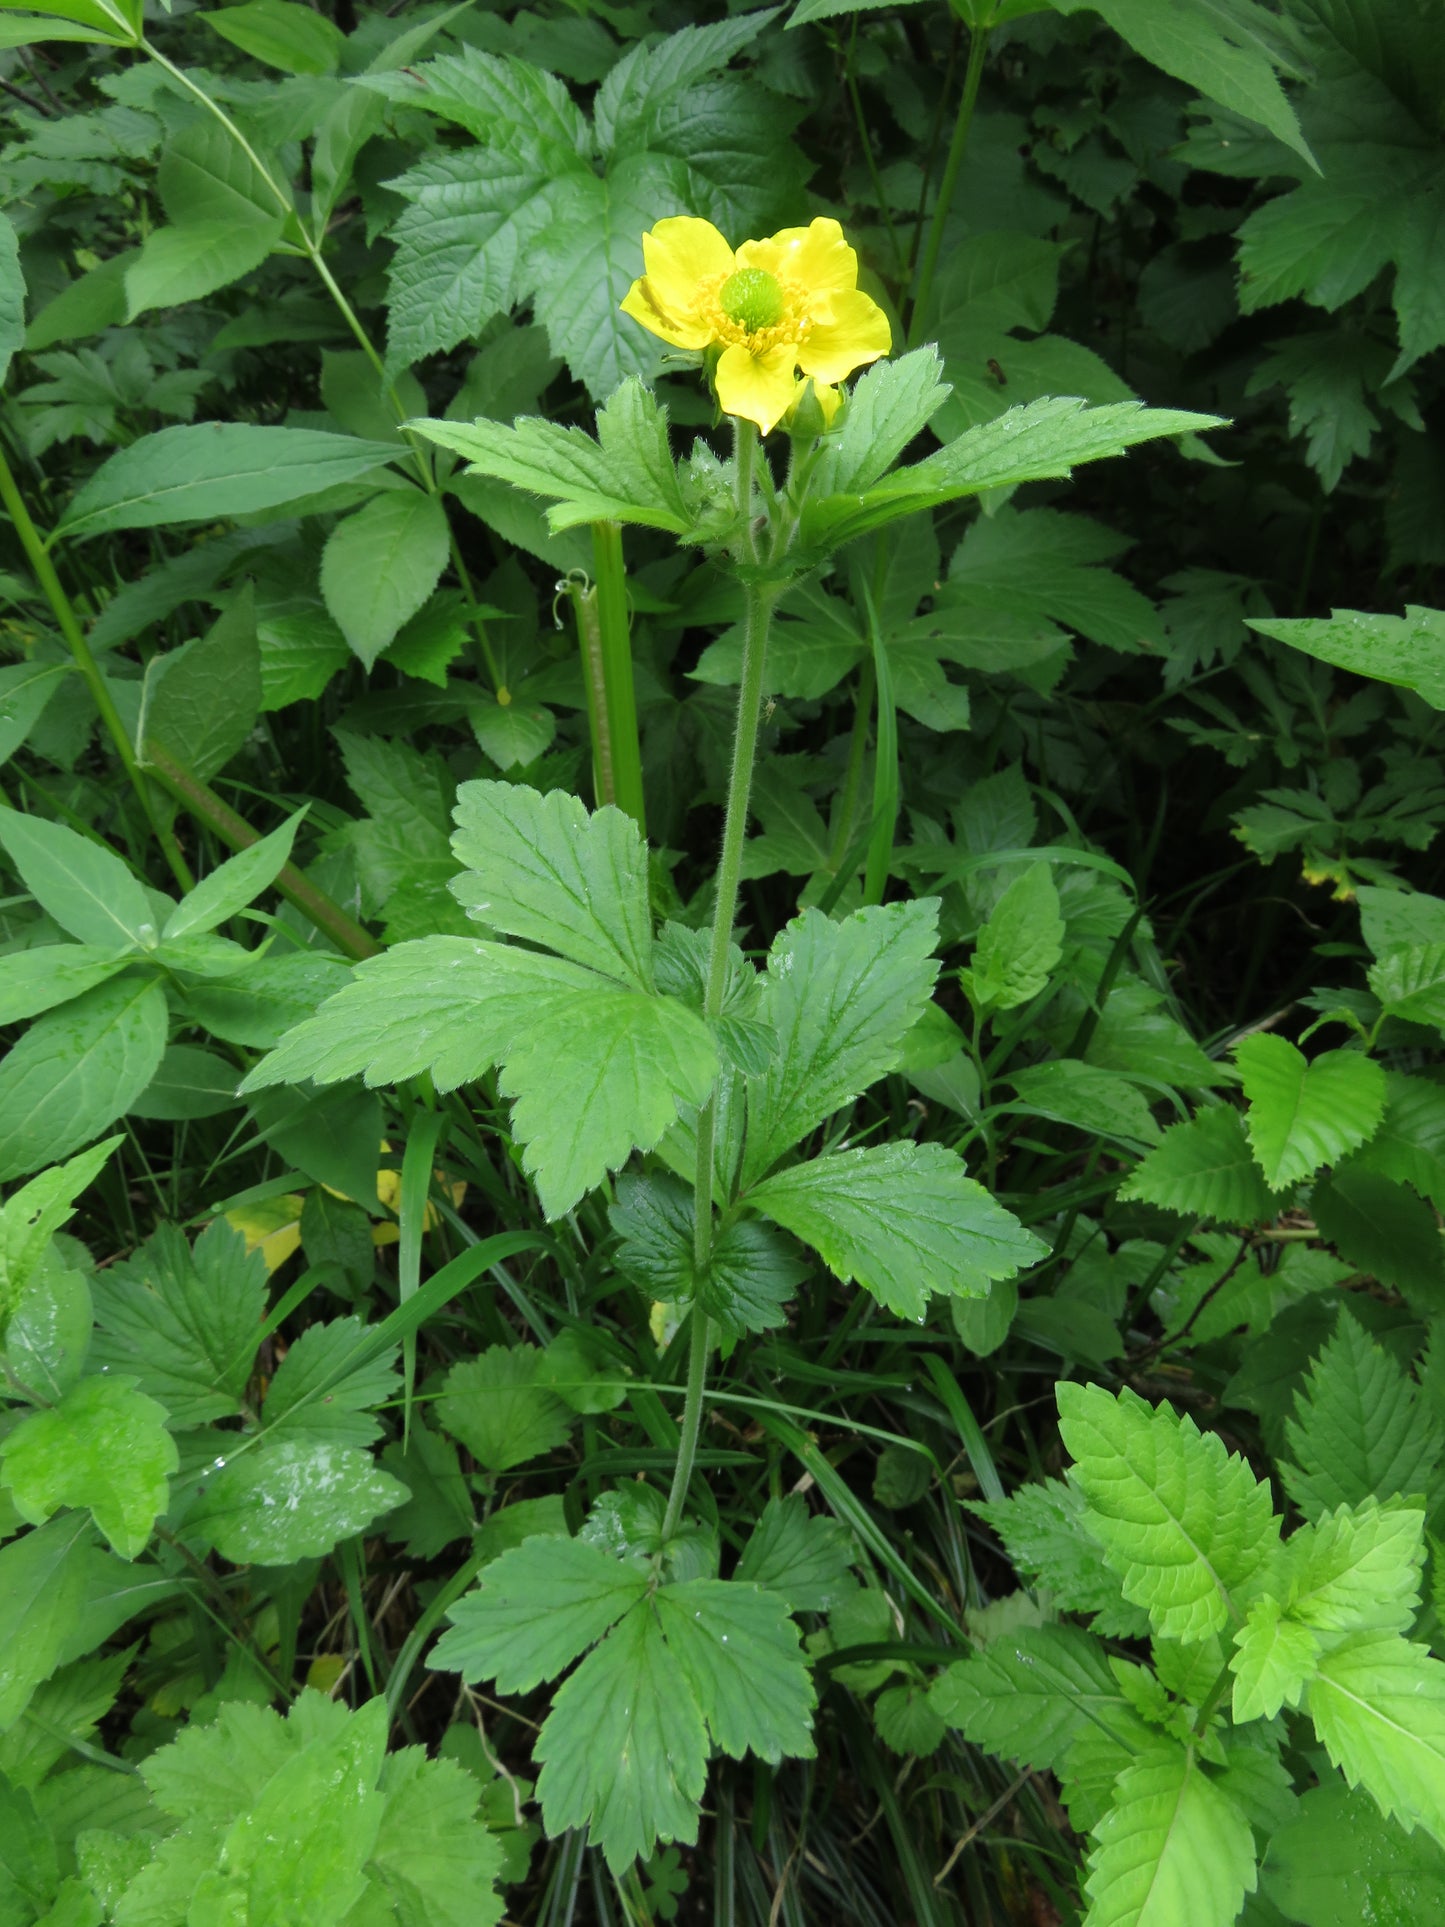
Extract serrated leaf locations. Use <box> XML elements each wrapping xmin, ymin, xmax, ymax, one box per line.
<box><xmin>811</xmin><ymin>348</ymin><xmax>953</xmax><ymax>496</ymax></box>
<box><xmin>57</xmin><ymin>426</ymin><xmax>401</xmax><ymax>540</ymax></box>
<box><xmin>534</xmin><ymin>1598</ymin><xmax>706</xmax><ymax>1873</ymax></box>
<box><xmin>734</xmin><ymin>1496</ymin><xmax>858</xmax><ymax>1613</ymax></box>
<box><xmin>0</xmin><ymin>975</ymin><xmax>168</xmax><ymax>1183</ymax></box>
<box><xmin>1288</xmin><ymin>1498</ymin><xmax>1425</xmax><ymax>1637</ymax></box>
<box><xmin>1236</xmin><ymin>1034</ymin><xmax>1386</xmax><ymax>1187</ymax></box>
<box><xmin>874</xmin><ymin>1681</ymin><xmax>947</xmax><ymax>1756</ymax></box>
<box><xmin>263</xmin><ymin>1317</ymin><xmax>399</xmax><ymax>1449</ymax></box>
<box><xmin>741</xmin><ymin>900</ymin><xmax>941</xmax><ymax>1185</ymax></box>
<box><xmin>1368</xmin><ymin>942</ymin><xmax>1445</xmax><ymax>1031</ymax></box>
<box><xmin>436</xmin><ymin>1345</ymin><xmax>574</xmax><ymax>1472</ymax></box>
<box><xmin>413</xmin><ymin>381</ymin><xmax>691</xmax><ymax>536</ymax></box>
<box><xmin>750</xmin><ymin>1140</ymin><xmax>1045</xmax><ymax>1321</ymax></box>
<box><xmin>609</xmin><ymin>1174</ymin><xmax>803</xmax><ymax>1335</ymax></box>
<box><xmin>380</xmin><ymin>1419</ymin><xmax>474</xmax><ymax>1559</ymax></box>
<box><xmin>367</xmin><ymin>1746</ymin><xmax>505</xmax><ymax>1927</ymax></box>
<box><xmin>800</xmin><ymin>398</ymin><xmax>1221</xmax><ymax>551</ymax></box>
<box><xmin>593</xmin><ymin>11</ymin><xmax>776</xmax><ymax>152</ymax></box>
<box><xmin>1052</xmin><ymin>0</ymin><xmax>1311</xmax><ymax>164</ymax></box>
<box><xmin>320</xmin><ymin>489</ymin><xmax>450</xmax><ymax>669</ymax></box>
<box><xmin>1058</xmin><ymin>1383</ymin><xmax>1280</xmax><ymax>1642</ymax></box>
<box><xmin>1081</xmin><ymin>1741</ymin><xmax>1257</xmax><ymax>1927</ymax></box>
<box><xmin>932</xmin><ymin>1623</ymin><xmax>1148</xmax><ymax>1783</ymax></box>
<box><xmin>1310</xmin><ymin>1165</ymin><xmax>1445</xmax><ymax>1312</ymax></box>
<box><xmin>1230</xmin><ymin>1595</ymin><xmax>1320</xmax><ymax>1722</ymax></box>
<box><xmin>0</xmin><ymin>1515</ymin><xmax>91</xmax><ymax>1730</ymax></box>
<box><xmin>963</xmin><ymin>860</ymin><xmax>1064</xmax><ymax>1013</ymax></box>
<box><xmin>435</xmin><ymin>1538</ymin><xmax>648</xmax><ymax>1693</ymax></box>
<box><xmin>1119</xmin><ymin>1105</ymin><xmax>1279</xmax><ymax>1222</ymax></box>
<box><xmin>449</xmin><ymin>781</ymin><xmax>654</xmax><ymax>988</ymax></box>
<box><xmin>1282</xmin><ymin>1314</ymin><xmax>1443</xmax><ymax>1518</ymax></box>
<box><xmin>1007</xmin><ymin>1058</ymin><xmax>1161</xmax><ymax>1147</ymax></box>
<box><xmin>653</xmin><ymin>1580</ymin><xmax>815</xmax><ymax>1761</ymax></box>
<box><xmin>1</xmin><ymin>1375</ymin><xmax>176</xmax><ymax>1560</ymax></box>
<box><xmin>1248</xmin><ymin>607</ymin><xmax>1445</xmax><ymax>712</ymax></box>
<box><xmin>972</xmin><ymin>1479</ymin><xmax>1150</xmax><ymax>1637</ymax></box>
<box><xmin>1306</xmin><ymin>1633</ymin><xmax>1445</xmax><ymax>1849</ymax></box>
<box><xmin>242</xmin><ymin>938</ymin><xmax>716</xmax><ymax>1219</ymax></box>
<box><xmin>189</xmin><ymin>1438</ymin><xmax>407</xmax><ymax>1565</ymax></box>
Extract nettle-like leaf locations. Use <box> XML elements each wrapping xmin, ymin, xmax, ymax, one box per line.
<box><xmin>243</xmin><ymin>784</ymin><xmax>717</xmax><ymax>1219</ymax></box>
<box><xmin>1235</xmin><ymin>1033</ymin><xmax>1386</xmax><ymax>1187</ymax></box>
<box><xmin>1282</xmin><ymin>1312</ymin><xmax>1444</xmax><ymax>1518</ymax></box>
<box><xmin>748</xmin><ymin>1141</ymin><xmax>1046</xmax><ymax>1322</ymax></box>
<box><xmin>972</xmin><ymin>1479</ymin><xmax>1150</xmax><ymax>1638</ymax></box>
<box><xmin>1305</xmin><ymin>1632</ymin><xmax>1445</xmax><ymax>1849</ymax></box>
<box><xmin>1081</xmin><ymin>1741</ymin><xmax>1258</xmax><ymax>1927</ymax></box>
<box><xmin>371</xmin><ymin>20</ymin><xmax>802</xmax><ymax>393</ymax></box>
<box><xmin>932</xmin><ymin>1623</ymin><xmax>1156</xmax><ymax>1832</ymax></box>
<box><xmin>1057</xmin><ymin>1384</ymin><xmax>1280</xmax><ymax>1643</ymax></box>
<box><xmin>1287</xmin><ymin>1498</ymin><xmax>1426</xmax><ymax>1637</ymax></box>
<box><xmin>117</xmin><ymin>1692</ymin><xmax>503</xmax><ymax>1927</ymax></box>
<box><xmin>0</xmin><ymin>1135</ymin><xmax>118</xmax><ymax>1332</ymax></box>
<box><xmin>432</xmin><ymin>1535</ymin><xmax>814</xmax><ymax>1870</ymax></box>
<box><xmin>1230</xmin><ymin>1596</ymin><xmax>1320</xmax><ymax>1723</ymax></box>
<box><xmin>1119</xmin><ymin>1105</ymin><xmax>1280</xmax><ymax>1222</ymax></box>
<box><xmin>960</xmin><ymin>860</ymin><xmax>1065</xmax><ymax>1014</ymax></box>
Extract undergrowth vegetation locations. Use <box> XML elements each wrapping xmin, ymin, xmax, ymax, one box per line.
<box><xmin>0</xmin><ymin>0</ymin><xmax>1443</xmax><ymax>1922</ymax></box>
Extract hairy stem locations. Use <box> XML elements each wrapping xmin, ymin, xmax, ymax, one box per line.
<box><xmin>663</xmin><ymin>421</ymin><xmax>775</xmax><ymax>1541</ymax></box>
<box><xmin>907</xmin><ymin>22</ymin><xmax>989</xmax><ymax>346</ymax></box>
<box><xmin>0</xmin><ymin>444</ymin><xmax>195</xmax><ymax>893</ymax></box>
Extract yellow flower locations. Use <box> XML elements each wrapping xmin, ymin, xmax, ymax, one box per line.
<box><xmin>621</xmin><ymin>215</ymin><xmax>891</xmax><ymax>435</ymax></box>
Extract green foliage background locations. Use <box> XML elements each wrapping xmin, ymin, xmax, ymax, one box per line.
<box><xmin>0</xmin><ymin>0</ymin><xmax>1443</xmax><ymax>1922</ymax></box>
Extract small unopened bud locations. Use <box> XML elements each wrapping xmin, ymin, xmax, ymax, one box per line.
<box><xmin>783</xmin><ymin>378</ymin><xmax>843</xmax><ymax>440</ymax></box>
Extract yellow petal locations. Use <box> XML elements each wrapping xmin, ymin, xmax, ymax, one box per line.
<box><xmin>644</xmin><ymin>215</ymin><xmax>733</xmax><ymax>309</ymax></box>
<box><xmin>715</xmin><ymin>341</ymin><xmax>800</xmax><ymax>435</ymax></box>
<box><xmin>797</xmin><ymin>288</ymin><xmax>892</xmax><ymax>384</ymax></box>
<box><xmin>621</xmin><ymin>276</ymin><xmax>714</xmax><ymax>350</ymax></box>
<box><xmin>739</xmin><ymin>218</ymin><xmax>857</xmax><ymax>306</ymax></box>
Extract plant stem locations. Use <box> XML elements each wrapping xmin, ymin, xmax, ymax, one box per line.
<box><xmin>0</xmin><ymin>444</ymin><xmax>195</xmax><ymax>893</ymax></box>
<box><xmin>829</xmin><ymin>657</ymin><xmax>876</xmax><ymax>876</ymax></box>
<box><xmin>591</xmin><ymin>522</ymin><xmax>646</xmax><ymax>832</ymax></box>
<box><xmin>907</xmin><ymin>22</ymin><xmax>989</xmax><ymax>346</ymax></box>
<box><xmin>143</xmin><ymin>743</ymin><xmax>380</xmax><ymax>960</ymax></box>
<box><xmin>662</xmin><ymin>421</ymin><xmax>775</xmax><ymax>1541</ymax></box>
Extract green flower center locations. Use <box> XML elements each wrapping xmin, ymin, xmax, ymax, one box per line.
<box><xmin>719</xmin><ymin>267</ymin><xmax>785</xmax><ymax>334</ymax></box>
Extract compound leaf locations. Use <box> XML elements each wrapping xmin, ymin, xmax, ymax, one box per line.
<box><xmin>1288</xmin><ymin>1498</ymin><xmax>1425</xmax><ymax>1637</ymax></box>
<box><xmin>653</xmin><ymin>1580</ymin><xmax>815</xmax><ymax>1762</ymax></box>
<box><xmin>1230</xmin><ymin>1596</ymin><xmax>1320</xmax><ymax>1723</ymax></box>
